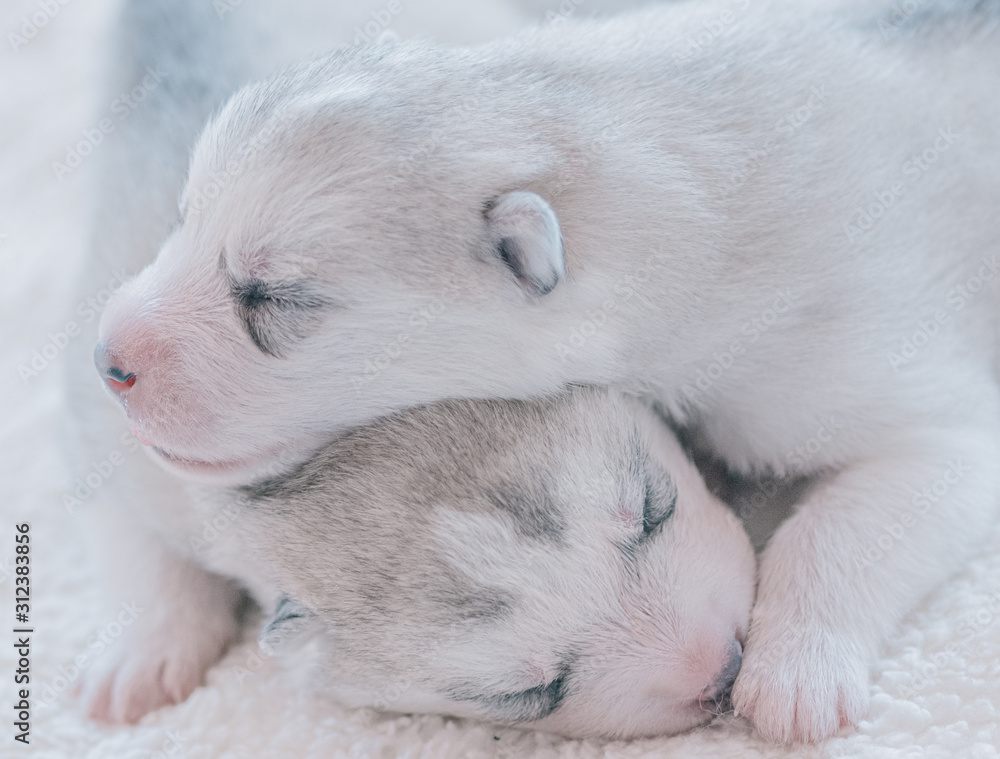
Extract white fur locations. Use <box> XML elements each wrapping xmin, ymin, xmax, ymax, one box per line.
<box><xmin>85</xmin><ymin>0</ymin><xmax>1000</xmax><ymax>742</ymax></box>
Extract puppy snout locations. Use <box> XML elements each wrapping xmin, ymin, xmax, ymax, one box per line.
<box><xmin>94</xmin><ymin>342</ymin><xmax>137</xmax><ymax>394</ymax></box>
<box><xmin>699</xmin><ymin>639</ymin><xmax>742</xmax><ymax>711</ymax></box>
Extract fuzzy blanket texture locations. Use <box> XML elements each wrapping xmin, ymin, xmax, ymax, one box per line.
<box><xmin>1</xmin><ymin>1</ymin><xmax>999</xmax><ymax>757</ymax></box>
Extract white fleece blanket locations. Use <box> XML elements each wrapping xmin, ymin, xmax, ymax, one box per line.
<box><xmin>1</xmin><ymin>2</ymin><xmax>999</xmax><ymax>758</ymax></box>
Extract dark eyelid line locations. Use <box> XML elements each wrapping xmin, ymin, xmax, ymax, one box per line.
<box><xmin>232</xmin><ymin>278</ymin><xmax>332</xmax><ymax>311</ymax></box>
<box><xmin>641</xmin><ymin>458</ymin><xmax>677</xmax><ymax>537</ymax></box>
<box><xmin>229</xmin><ymin>272</ymin><xmax>332</xmax><ymax>357</ymax></box>
<box><xmin>454</xmin><ymin>659</ymin><xmax>573</xmax><ymax>723</ymax></box>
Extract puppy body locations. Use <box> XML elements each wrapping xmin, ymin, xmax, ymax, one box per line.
<box><xmin>192</xmin><ymin>387</ymin><xmax>756</xmax><ymax>740</ymax></box>
<box><xmin>95</xmin><ymin>0</ymin><xmax>1000</xmax><ymax>741</ymax></box>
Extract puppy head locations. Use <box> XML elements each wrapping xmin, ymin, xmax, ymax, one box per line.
<box><xmin>96</xmin><ymin>46</ymin><xmax>585</xmax><ymax>484</ymax></box>
<box><xmin>238</xmin><ymin>388</ymin><xmax>755</xmax><ymax>739</ymax></box>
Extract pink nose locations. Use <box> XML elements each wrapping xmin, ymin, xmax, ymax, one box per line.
<box><xmin>94</xmin><ymin>342</ymin><xmax>136</xmax><ymax>394</ymax></box>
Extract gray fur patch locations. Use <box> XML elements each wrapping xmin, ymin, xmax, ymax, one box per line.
<box><xmin>486</xmin><ymin>478</ymin><xmax>566</xmax><ymax>544</ymax></box>
<box><xmin>427</xmin><ymin>583</ymin><xmax>514</xmax><ymax>622</ymax></box>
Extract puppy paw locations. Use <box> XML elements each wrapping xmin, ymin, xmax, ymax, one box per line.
<box><xmin>80</xmin><ymin>588</ymin><xmax>240</xmax><ymax>723</ymax></box>
<box><xmin>731</xmin><ymin>627</ymin><xmax>869</xmax><ymax>743</ymax></box>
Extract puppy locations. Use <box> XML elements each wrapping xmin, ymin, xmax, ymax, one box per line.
<box><xmin>65</xmin><ymin>0</ymin><xmax>568</xmax><ymax>725</ymax></box>
<box><xmin>190</xmin><ymin>387</ymin><xmax>755</xmax><ymax>739</ymax></box>
<box><xmin>92</xmin><ymin>0</ymin><xmax>1000</xmax><ymax>741</ymax></box>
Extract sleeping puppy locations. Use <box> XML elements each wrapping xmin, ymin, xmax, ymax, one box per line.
<box><xmin>190</xmin><ymin>386</ymin><xmax>756</xmax><ymax>739</ymax></box>
<box><xmin>93</xmin><ymin>0</ymin><xmax>1000</xmax><ymax>742</ymax></box>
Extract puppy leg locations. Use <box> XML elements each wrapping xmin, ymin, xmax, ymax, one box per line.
<box><xmin>732</xmin><ymin>420</ymin><xmax>1000</xmax><ymax>743</ymax></box>
<box><xmin>80</xmin><ymin>521</ymin><xmax>242</xmax><ymax>723</ymax></box>
<box><xmin>76</xmin><ymin>463</ymin><xmax>242</xmax><ymax>724</ymax></box>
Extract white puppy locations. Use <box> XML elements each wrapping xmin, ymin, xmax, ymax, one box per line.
<box><xmin>190</xmin><ymin>386</ymin><xmax>755</xmax><ymax>739</ymax></box>
<box><xmin>87</xmin><ymin>0</ymin><xmax>1000</xmax><ymax>742</ymax></box>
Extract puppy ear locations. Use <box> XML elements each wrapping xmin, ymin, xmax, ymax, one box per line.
<box><xmin>485</xmin><ymin>191</ymin><xmax>565</xmax><ymax>296</ymax></box>
<box><xmin>258</xmin><ymin>596</ymin><xmax>319</xmax><ymax>657</ymax></box>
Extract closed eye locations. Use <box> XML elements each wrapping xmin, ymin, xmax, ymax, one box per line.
<box><xmin>642</xmin><ymin>466</ymin><xmax>677</xmax><ymax>537</ymax></box>
<box><xmin>231</xmin><ymin>278</ymin><xmax>328</xmax><ymax>357</ymax></box>
<box><xmin>451</xmin><ymin>663</ymin><xmax>572</xmax><ymax>724</ymax></box>
<box><xmin>477</xmin><ymin>674</ymin><xmax>569</xmax><ymax>723</ymax></box>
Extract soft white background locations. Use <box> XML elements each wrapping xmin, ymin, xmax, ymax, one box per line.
<box><xmin>1</xmin><ymin>1</ymin><xmax>999</xmax><ymax>757</ymax></box>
